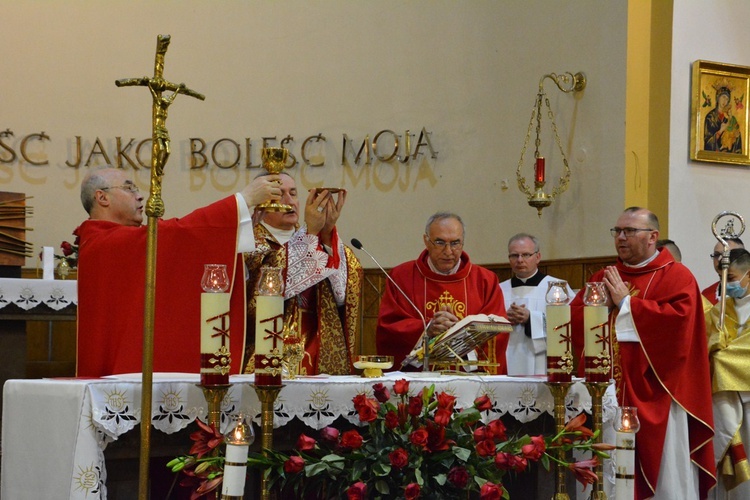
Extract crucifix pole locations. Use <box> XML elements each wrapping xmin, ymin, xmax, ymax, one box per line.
<box><xmin>115</xmin><ymin>34</ymin><xmax>204</xmax><ymax>500</ymax></box>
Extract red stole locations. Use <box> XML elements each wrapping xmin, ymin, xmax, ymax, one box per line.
<box><xmin>76</xmin><ymin>196</ymin><xmax>247</xmax><ymax>377</ymax></box>
<box><xmin>376</xmin><ymin>250</ymin><xmax>508</xmax><ymax>372</ymax></box>
<box><xmin>571</xmin><ymin>249</ymin><xmax>715</xmax><ymax>499</ymax></box>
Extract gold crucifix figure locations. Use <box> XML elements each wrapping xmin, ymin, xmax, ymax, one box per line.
<box><xmin>114</xmin><ymin>34</ymin><xmax>205</xmax><ymax>500</ymax></box>
<box><xmin>115</xmin><ymin>34</ymin><xmax>204</xmax><ymax>218</ymax></box>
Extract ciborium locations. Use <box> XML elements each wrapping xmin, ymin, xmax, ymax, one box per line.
<box><xmin>258</xmin><ymin>147</ymin><xmax>293</xmax><ymax>213</ymax></box>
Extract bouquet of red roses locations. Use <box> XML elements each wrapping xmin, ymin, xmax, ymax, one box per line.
<box><xmin>248</xmin><ymin>379</ymin><xmax>611</xmax><ymax>500</ymax></box>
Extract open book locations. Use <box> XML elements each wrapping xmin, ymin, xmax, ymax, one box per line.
<box><xmin>402</xmin><ymin>314</ymin><xmax>513</xmax><ymax>368</ymax></box>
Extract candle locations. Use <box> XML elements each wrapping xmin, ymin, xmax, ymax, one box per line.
<box><xmin>535</xmin><ymin>156</ymin><xmax>545</xmax><ymax>184</ymax></box>
<box><xmin>254</xmin><ymin>267</ymin><xmax>285</xmax><ymax>386</ymax></box>
<box><xmin>42</xmin><ymin>246</ymin><xmax>54</xmax><ymax>280</ymax></box>
<box><xmin>584</xmin><ymin>305</ymin><xmax>610</xmax><ymax>382</ymax></box>
<box><xmin>221</xmin><ymin>414</ymin><xmax>254</xmax><ymax>498</ymax></box>
<box><xmin>614</xmin><ymin>406</ymin><xmax>640</xmax><ymax>500</ymax></box>
<box><xmin>546</xmin><ymin>303</ymin><xmax>572</xmax><ymax>382</ymax></box>
<box><xmin>583</xmin><ymin>282</ymin><xmax>610</xmax><ymax>383</ymax></box>
<box><xmin>200</xmin><ymin>293</ymin><xmax>231</xmax><ymax>385</ymax></box>
<box><xmin>200</xmin><ymin>264</ymin><xmax>231</xmax><ymax>386</ymax></box>
<box><xmin>545</xmin><ymin>280</ymin><xmax>572</xmax><ymax>382</ymax></box>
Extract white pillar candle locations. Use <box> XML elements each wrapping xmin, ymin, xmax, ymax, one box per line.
<box><xmin>254</xmin><ymin>294</ymin><xmax>284</xmax><ymax>386</ymax></box>
<box><xmin>42</xmin><ymin>246</ymin><xmax>54</xmax><ymax>280</ymax></box>
<box><xmin>584</xmin><ymin>305</ymin><xmax>610</xmax><ymax>382</ymax></box>
<box><xmin>200</xmin><ymin>292</ymin><xmax>231</xmax><ymax>385</ymax></box>
<box><xmin>546</xmin><ymin>304</ymin><xmax>572</xmax><ymax>382</ymax></box>
<box><xmin>615</xmin><ymin>430</ymin><xmax>636</xmax><ymax>499</ymax></box>
<box><xmin>221</xmin><ymin>441</ymin><xmax>249</xmax><ymax>496</ymax></box>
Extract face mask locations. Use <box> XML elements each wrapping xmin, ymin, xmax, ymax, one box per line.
<box><xmin>726</xmin><ymin>271</ymin><xmax>749</xmax><ymax>298</ymax></box>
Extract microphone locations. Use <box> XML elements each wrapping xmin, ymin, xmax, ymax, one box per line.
<box><xmin>350</xmin><ymin>238</ymin><xmax>431</xmax><ymax>371</ymax></box>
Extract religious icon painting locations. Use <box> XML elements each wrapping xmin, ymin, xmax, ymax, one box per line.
<box><xmin>690</xmin><ymin>60</ymin><xmax>750</xmax><ymax>165</ymax></box>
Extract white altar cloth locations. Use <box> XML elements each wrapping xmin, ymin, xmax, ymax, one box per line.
<box><xmin>2</xmin><ymin>373</ymin><xmax>615</xmax><ymax>499</ymax></box>
<box><xmin>0</xmin><ymin>277</ymin><xmax>77</xmax><ymax>311</ymax></box>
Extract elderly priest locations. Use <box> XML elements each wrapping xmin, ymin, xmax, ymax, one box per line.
<box><xmin>75</xmin><ymin>166</ymin><xmax>281</xmax><ymax>377</ymax></box>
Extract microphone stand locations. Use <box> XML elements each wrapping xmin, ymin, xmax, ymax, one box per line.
<box><xmin>351</xmin><ymin>239</ymin><xmax>431</xmax><ymax>372</ymax></box>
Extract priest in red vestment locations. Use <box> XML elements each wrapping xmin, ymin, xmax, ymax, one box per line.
<box><xmin>571</xmin><ymin>207</ymin><xmax>715</xmax><ymax>500</ymax></box>
<box><xmin>376</xmin><ymin>212</ymin><xmax>508</xmax><ymax>372</ymax></box>
<box><xmin>244</xmin><ymin>175</ymin><xmax>361</xmax><ymax>375</ymax></box>
<box><xmin>75</xmin><ymin>166</ymin><xmax>281</xmax><ymax>377</ymax></box>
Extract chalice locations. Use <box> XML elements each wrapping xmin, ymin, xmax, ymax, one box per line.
<box><xmin>259</xmin><ymin>147</ymin><xmax>293</xmax><ymax>213</ymax></box>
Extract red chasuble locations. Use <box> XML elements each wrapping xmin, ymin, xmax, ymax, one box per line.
<box><xmin>76</xmin><ymin>196</ymin><xmax>247</xmax><ymax>377</ymax></box>
<box><xmin>571</xmin><ymin>249</ymin><xmax>716</xmax><ymax>499</ymax></box>
<box><xmin>702</xmin><ymin>280</ymin><xmax>719</xmax><ymax>305</ymax></box>
<box><xmin>376</xmin><ymin>250</ymin><xmax>508</xmax><ymax>372</ymax></box>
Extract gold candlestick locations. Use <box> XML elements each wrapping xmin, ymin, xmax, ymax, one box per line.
<box><xmin>585</xmin><ymin>382</ymin><xmax>610</xmax><ymax>500</ymax></box>
<box><xmin>547</xmin><ymin>381</ymin><xmax>573</xmax><ymax>500</ymax></box>
<box><xmin>253</xmin><ymin>384</ymin><xmax>283</xmax><ymax>500</ymax></box>
<box><xmin>199</xmin><ymin>384</ymin><xmax>231</xmax><ymax>429</ymax></box>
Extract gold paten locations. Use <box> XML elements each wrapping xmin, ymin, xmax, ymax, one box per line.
<box><xmin>115</xmin><ymin>34</ymin><xmax>204</xmax><ymax>500</ymax></box>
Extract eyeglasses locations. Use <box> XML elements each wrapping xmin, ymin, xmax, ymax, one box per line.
<box><xmin>609</xmin><ymin>227</ymin><xmax>654</xmax><ymax>238</ymax></box>
<box><xmin>509</xmin><ymin>251</ymin><xmax>538</xmax><ymax>260</ymax></box>
<box><xmin>102</xmin><ymin>183</ymin><xmax>140</xmax><ymax>194</ymax></box>
<box><xmin>710</xmin><ymin>252</ymin><xmax>723</xmax><ymax>260</ymax></box>
<box><xmin>426</xmin><ymin>237</ymin><xmax>463</xmax><ymax>250</ymax></box>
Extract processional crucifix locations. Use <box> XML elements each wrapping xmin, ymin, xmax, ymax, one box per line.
<box><xmin>115</xmin><ymin>34</ymin><xmax>205</xmax><ymax>500</ymax></box>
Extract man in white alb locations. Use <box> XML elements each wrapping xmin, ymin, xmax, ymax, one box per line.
<box><xmin>500</xmin><ymin>233</ymin><xmax>573</xmax><ymax>376</ymax></box>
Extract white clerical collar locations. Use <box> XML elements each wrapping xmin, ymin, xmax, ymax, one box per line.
<box><xmin>514</xmin><ymin>269</ymin><xmax>538</xmax><ymax>283</ymax></box>
<box><xmin>262</xmin><ymin>221</ymin><xmax>295</xmax><ymax>245</ymax></box>
<box><xmin>623</xmin><ymin>251</ymin><xmax>659</xmax><ymax>268</ymax></box>
<box><xmin>428</xmin><ymin>258</ymin><xmax>460</xmax><ymax>276</ymax></box>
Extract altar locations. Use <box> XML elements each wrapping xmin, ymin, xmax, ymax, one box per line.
<box><xmin>2</xmin><ymin>373</ymin><xmax>616</xmax><ymax>499</ymax></box>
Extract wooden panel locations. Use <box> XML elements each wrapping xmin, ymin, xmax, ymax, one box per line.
<box><xmin>0</xmin><ymin>192</ymin><xmax>30</xmax><ymax>266</ymax></box>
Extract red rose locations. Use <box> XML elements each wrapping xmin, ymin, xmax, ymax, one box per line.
<box><xmin>404</xmin><ymin>482</ymin><xmax>421</xmax><ymax>499</ymax></box>
<box><xmin>347</xmin><ymin>482</ymin><xmax>367</xmax><ymax>500</ymax></box>
<box><xmin>487</xmin><ymin>419</ymin><xmax>507</xmax><ymax>442</ymax></box>
<box><xmin>283</xmin><ymin>455</ymin><xmax>305</xmax><ymax>474</ymax></box>
<box><xmin>426</xmin><ymin>420</ymin><xmax>453</xmax><ymax>452</ymax></box>
<box><xmin>357</xmin><ymin>398</ymin><xmax>380</xmax><ymax>423</ymax></box>
<box><xmin>447</xmin><ymin>466</ymin><xmax>469</xmax><ymax>488</ymax></box>
<box><xmin>521</xmin><ymin>435</ymin><xmax>546</xmax><ymax>460</ymax></box>
<box><xmin>408</xmin><ymin>395</ymin><xmax>423</xmax><ymax>416</ymax></box>
<box><xmin>373</xmin><ymin>383</ymin><xmax>390</xmax><ymax>403</ymax></box>
<box><xmin>473</xmin><ymin>425</ymin><xmax>490</xmax><ymax>443</ymax></box>
<box><xmin>434</xmin><ymin>408</ymin><xmax>452</xmax><ymax>427</ymax></box>
<box><xmin>479</xmin><ymin>482</ymin><xmax>504</xmax><ymax>500</ymax></box>
<box><xmin>398</xmin><ymin>402</ymin><xmax>408</xmax><ymax>426</ymax></box>
<box><xmin>60</xmin><ymin>241</ymin><xmax>74</xmax><ymax>256</ymax></box>
<box><xmin>393</xmin><ymin>379</ymin><xmax>410</xmax><ymax>395</ymax></box>
<box><xmin>389</xmin><ymin>447</ymin><xmax>409</xmax><ymax>469</ymax></box>
<box><xmin>436</xmin><ymin>391</ymin><xmax>457</xmax><ymax>411</ymax></box>
<box><xmin>296</xmin><ymin>433</ymin><xmax>316</xmax><ymax>451</ymax></box>
<box><xmin>341</xmin><ymin>429</ymin><xmax>364</xmax><ymax>450</ymax></box>
<box><xmin>409</xmin><ymin>428</ymin><xmax>429</xmax><ymax>449</ymax></box>
<box><xmin>494</xmin><ymin>452</ymin><xmax>528</xmax><ymax>473</ymax></box>
<box><xmin>476</xmin><ymin>438</ymin><xmax>497</xmax><ymax>457</ymax></box>
<box><xmin>320</xmin><ymin>426</ymin><xmax>340</xmax><ymax>445</ymax></box>
<box><xmin>385</xmin><ymin>410</ymin><xmax>399</xmax><ymax>429</ymax></box>
<box><xmin>474</xmin><ymin>394</ymin><xmax>492</xmax><ymax>411</ymax></box>
<box><xmin>352</xmin><ymin>393</ymin><xmax>368</xmax><ymax>412</ymax></box>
